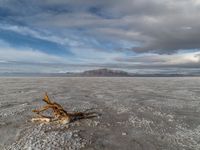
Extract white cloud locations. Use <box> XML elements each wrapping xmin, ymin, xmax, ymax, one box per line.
<box><xmin>0</xmin><ymin>40</ymin><xmax>68</xmax><ymax>64</ymax></box>
<box><xmin>0</xmin><ymin>23</ymin><xmax>80</xmax><ymax>47</ymax></box>
<box><xmin>114</xmin><ymin>51</ymin><xmax>200</xmax><ymax>66</ymax></box>
<box><xmin>181</xmin><ymin>26</ymin><xmax>192</xmax><ymax>30</ymax></box>
<box><xmin>73</xmin><ymin>47</ymin><xmax>125</xmax><ymax>62</ymax></box>
<box><xmin>192</xmin><ymin>0</ymin><xmax>200</xmax><ymax>5</ymax></box>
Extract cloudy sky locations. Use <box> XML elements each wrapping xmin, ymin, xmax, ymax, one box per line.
<box><xmin>0</xmin><ymin>0</ymin><xmax>200</xmax><ymax>74</ymax></box>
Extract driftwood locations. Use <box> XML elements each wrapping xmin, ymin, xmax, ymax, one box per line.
<box><xmin>32</xmin><ymin>92</ymin><xmax>97</xmax><ymax>124</ymax></box>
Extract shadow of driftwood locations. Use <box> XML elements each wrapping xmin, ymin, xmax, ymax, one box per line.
<box><xmin>69</xmin><ymin>110</ymin><xmax>101</xmax><ymax>122</ymax></box>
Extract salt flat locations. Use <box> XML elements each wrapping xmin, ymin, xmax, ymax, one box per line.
<box><xmin>0</xmin><ymin>77</ymin><xmax>200</xmax><ymax>150</ymax></box>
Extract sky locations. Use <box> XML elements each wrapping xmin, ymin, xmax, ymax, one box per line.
<box><xmin>0</xmin><ymin>0</ymin><xmax>200</xmax><ymax>74</ymax></box>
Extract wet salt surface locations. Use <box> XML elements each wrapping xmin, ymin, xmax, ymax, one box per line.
<box><xmin>0</xmin><ymin>77</ymin><xmax>200</xmax><ymax>150</ymax></box>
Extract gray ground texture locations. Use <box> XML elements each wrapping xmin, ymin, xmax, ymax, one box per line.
<box><xmin>0</xmin><ymin>77</ymin><xmax>200</xmax><ymax>150</ymax></box>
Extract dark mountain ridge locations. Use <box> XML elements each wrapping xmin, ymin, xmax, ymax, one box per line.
<box><xmin>80</xmin><ymin>68</ymin><xmax>130</xmax><ymax>77</ymax></box>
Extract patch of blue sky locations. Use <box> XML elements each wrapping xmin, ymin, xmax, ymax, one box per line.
<box><xmin>0</xmin><ymin>29</ymin><xmax>73</xmax><ymax>56</ymax></box>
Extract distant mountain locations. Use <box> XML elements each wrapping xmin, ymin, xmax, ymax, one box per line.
<box><xmin>2</xmin><ymin>69</ymin><xmax>200</xmax><ymax>77</ymax></box>
<box><xmin>0</xmin><ymin>69</ymin><xmax>131</xmax><ymax>77</ymax></box>
<box><xmin>79</xmin><ymin>68</ymin><xmax>131</xmax><ymax>77</ymax></box>
<box><xmin>67</xmin><ymin>68</ymin><xmax>200</xmax><ymax>77</ymax></box>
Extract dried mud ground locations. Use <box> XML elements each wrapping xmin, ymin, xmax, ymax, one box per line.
<box><xmin>0</xmin><ymin>77</ymin><xmax>200</xmax><ymax>150</ymax></box>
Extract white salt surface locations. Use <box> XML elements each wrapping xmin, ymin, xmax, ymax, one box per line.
<box><xmin>0</xmin><ymin>77</ymin><xmax>200</xmax><ymax>150</ymax></box>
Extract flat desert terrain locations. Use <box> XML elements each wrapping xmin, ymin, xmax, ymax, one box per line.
<box><xmin>0</xmin><ymin>77</ymin><xmax>200</xmax><ymax>150</ymax></box>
